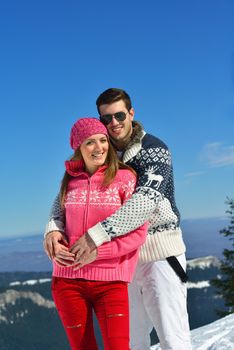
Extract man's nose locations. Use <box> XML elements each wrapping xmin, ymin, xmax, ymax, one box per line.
<box><xmin>109</xmin><ymin>115</ymin><xmax>119</xmax><ymax>125</ymax></box>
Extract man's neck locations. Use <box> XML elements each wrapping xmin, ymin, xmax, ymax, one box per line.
<box><xmin>110</xmin><ymin>135</ymin><xmax>132</xmax><ymax>151</ymax></box>
<box><xmin>110</xmin><ymin>121</ymin><xmax>143</xmax><ymax>151</ymax></box>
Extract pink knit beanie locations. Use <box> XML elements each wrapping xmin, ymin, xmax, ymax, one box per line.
<box><xmin>70</xmin><ymin>117</ymin><xmax>108</xmax><ymax>150</ymax></box>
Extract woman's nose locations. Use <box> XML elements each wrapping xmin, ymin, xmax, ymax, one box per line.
<box><xmin>95</xmin><ymin>142</ymin><xmax>102</xmax><ymax>150</ymax></box>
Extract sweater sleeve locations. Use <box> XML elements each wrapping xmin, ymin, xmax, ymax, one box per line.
<box><xmin>96</xmin><ymin>170</ymin><xmax>147</xmax><ymax>259</ymax></box>
<box><xmin>44</xmin><ymin>194</ymin><xmax>65</xmax><ymax>237</ymax></box>
<box><xmin>97</xmin><ymin>222</ymin><xmax>147</xmax><ymax>259</ymax></box>
<box><xmin>88</xmin><ymin>144</ymin><xmax>173</xmax><ymax>246</ymax></box>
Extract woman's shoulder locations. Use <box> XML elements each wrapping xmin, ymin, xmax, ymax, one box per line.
<box><xmin>115</xmin><ymin>168</ymin><xmax>136</xmax><ymax>182</ymax></box>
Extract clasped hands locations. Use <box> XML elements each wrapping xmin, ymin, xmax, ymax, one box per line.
<box><xmin>43</xmin><ymin>231</ymin><xmax>97</xmax><ymax>270</ymax></box>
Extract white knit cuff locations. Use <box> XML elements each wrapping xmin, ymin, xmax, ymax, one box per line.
<box><xmin>44</xmin><ymin>220</ymin><xmax>65</xmax><ymax>237</ymax></box>
<box><xmin>88</xmin><ymin>223</ymin><xmax>111</xmax><ymax>247</ymax></box>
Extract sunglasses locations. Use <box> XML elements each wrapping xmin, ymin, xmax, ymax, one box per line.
<box><xmin>99</xmin><ymin>111</ymin><xmax>128</xmax><ymax>126</ymax></box>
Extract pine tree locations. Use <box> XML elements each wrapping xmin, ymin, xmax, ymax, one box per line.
<box><xmin>212</xmin><ymin>198</ymin><xmax>234</xmax><ymax>316</ymax></box>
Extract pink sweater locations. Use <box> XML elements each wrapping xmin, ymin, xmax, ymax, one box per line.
<box><xmin>53</xmin><ymin>160</ymin><xmax>147</xmax><ymax>282</ymax></box>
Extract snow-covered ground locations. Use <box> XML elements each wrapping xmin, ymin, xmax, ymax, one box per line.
<box><xmin>151</xmin><ymin>313</ymin><xmax>234</xmax><ymax>350</ymax></box>
<box><xmin>187</xmin><ymin>255</ymin><xmax>220</xmax><ymax>269</ymax></box>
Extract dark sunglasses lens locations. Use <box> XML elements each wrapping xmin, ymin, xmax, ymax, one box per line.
<box><xmin>100</xmin><ymin>114</ymin><xmax>112</xmax><ymax>125</ymax></box>
<box><xmin>100</xmin><ymin>112</ymin><xmax>127</xmax><ymax>125</ymax></box>
<box><xmin>114</xmin><ymin>112</ymin><xmax>127</xmax><ymax>122</ymax></box>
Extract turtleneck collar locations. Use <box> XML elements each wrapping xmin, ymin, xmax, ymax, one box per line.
<box><xmin>65</xmin><ymin>159</ymin><xmax>107</xmax><ymax>177</ymax></box>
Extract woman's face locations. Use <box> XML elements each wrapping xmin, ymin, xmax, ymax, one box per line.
<box><xmin>80</xmin><ymin>134</ymin><xmax>109</xmax><ymax>174</ymax></box>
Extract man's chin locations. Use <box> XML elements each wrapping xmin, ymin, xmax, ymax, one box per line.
<box><xmin>110</xmin><ymin>132</ymin><xmax>124</xmax><ymax>141</ymax></box>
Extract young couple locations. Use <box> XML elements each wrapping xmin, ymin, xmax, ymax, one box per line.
<box><xmin>44</xmin><ymin>88</ymin><xmax>192</xmax><ymax>350</ymax></box>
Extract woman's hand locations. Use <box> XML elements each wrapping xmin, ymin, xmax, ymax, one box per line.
<box><xmin>53</xmin><ymin>245</ymin><xmax>76</xmax><ymax>267</ymax></box>
<box><xmin>43</xmin><ymin>231</ymin><xmax>75</xmax><ymax>265</ymax></box>
<box><xmin>72</xmin><ymin>248</ymin><xmax>98</xmax><ymax>271</ymax></box>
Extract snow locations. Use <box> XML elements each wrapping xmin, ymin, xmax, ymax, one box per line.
<box><xmin>151</xmin><ymin>313</ymin><xmax>234</xmax><ymax>350</ymax></box>
<box><xmin>191</xmin><ymin>313</ymin><xmax>234</xmax><ymax>349</ymax></box>
<box><xmin>187</xmin><ymin>256</ymin><xmax>220</xmax><ymax>269</ymax></box>
<box><xmin>9</xmin><ymin>278</ymin><xmax>51</xmax><ymax>286</ymax></box>
<box><xmin>187</xmin><ymin>280</ymin><xmax>210</xmax><ymax>289</ymax></box>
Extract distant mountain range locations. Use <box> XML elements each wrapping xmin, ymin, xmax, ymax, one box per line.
<box><xmin>0</xmin><ymin>216</ymin><xmax>230</xmax><ymax>272</ymax></box>
<box><xmin>181</xmin><ymin>216</ymin><xmax>230</xmax><ymax>259</ymax></box>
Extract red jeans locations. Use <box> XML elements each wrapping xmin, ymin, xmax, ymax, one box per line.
<box><xmin>52</xmin><ymin>277</ymin><xmax>130</xmax><ymax>350</ymax></box>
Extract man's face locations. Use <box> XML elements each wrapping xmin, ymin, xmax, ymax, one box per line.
<box><xmin>99</xmin><ymin>100</ymin><xmax>134</xmax><ymax>142</ymax></box>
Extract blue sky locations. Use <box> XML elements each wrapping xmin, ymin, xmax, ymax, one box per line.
<box><xmin>1</xmin><ymin>0</ymin><xmax>234</xmax><ymax>238</ymax></box>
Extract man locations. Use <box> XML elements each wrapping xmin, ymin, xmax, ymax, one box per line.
<box><xmin>44</xmin><ymin>88</ymin><xmax>192</xmax><ymax>350</ymax></box>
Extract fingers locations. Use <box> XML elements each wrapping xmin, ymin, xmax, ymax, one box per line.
<box><xmin>44</xmin><ymin>239</ymin><xmax>64</xmax><ymax>260</ymax></box>
<box><xmin>69</xmin><ymin>241</ymin><xmax>83</xmax><ymax>255</ymax></box>
<box><xmin>75</xmin><ymin>247</ymin><xmax>87</xmax><ymax>260</ymax></box>
<box><xmin>54</xmin><ymin>251</ymin><xmax>75</xmax><ymax>266</ymax></box>
<box><xmin>54</xmin><ymin>249</ymin><xmax>97</xmax><ymax>270</ymax></box>
<box><xmin>70</xmin><ymin>250</ymin><xmax>90</xmax><ymax>270</ymax></box>
<box><xmin>43</xmin><ymin>231</ymin><xmax>68</xmax><ymax>260</ymax></box>
<box><xmin>52</xmin><ymin>236</ymin><xmax>69</xmax><ymax>250</ymax></box>
<box><xmin>72</xmin><ymin>255</ymin><xmax>89</xmax><ymax>270</ymax></box>
<box><xmin>54</xmin><ymin>243</ymin><xmax>69</xmax><ymax>254</ymax></box>
<box><xmin>73</xmin><ymin>263</ymin><xmax>83</xmax><ymax>271</ymax></box>
<box><xmin>70</xmin><ymin>244</ymin><xmax>83</xmax><ymax>255</ymax></box>
<box><xmin>71</xmin><ymin>242</ymin><xmax>91</xmax><ymax>260</ymax></box>
<box><xmin>72</xmin><ymin>258</ymin><xmax>96</xmax><ymax>271</ymax></box>
<box><xmin>54</xmin><ymin>246</ymin><xmax>75</xmax><ymax>266</ymax></box>
<box><xmin>54</xmin><ymin>257</ymin><xmax>72</xmax><ymax>267</ymax></box>
<box><xmin>75</xmin><ymin>245</ymin><xmax>94</xmax><ymax>262</ymax></box>
<box><xmin>72</xmin><ymin>250</ymin><xmax>85</xmax><ymax>266</ymax></box>
<box><xmin>55</xmin><ymin>250</ymin><xmax>75</xmax><ymax>262</ymax></box>
<box><xmin>70</xmin><ymin>234</ymin><xmax>96</xmax><ymax>258</ymax></box>
<box><xmin>70</xmin><ymin>242</ymin><xmax>87</xmax><ymax>260</ymax></box>
<box><xmin>72</xmin><ymin>249</ymin><xmax>98</xmax><ymax>270</ymax></box>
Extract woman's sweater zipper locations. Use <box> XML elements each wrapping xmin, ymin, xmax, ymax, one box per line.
<box><xmin>83</xmin><ymin>176</ymin><xmax>91</xmax><ymax>234</ymax></box>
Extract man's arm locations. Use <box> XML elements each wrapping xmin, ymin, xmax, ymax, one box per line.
<box><xmin>44</xmin><ymin>194</ymin><xmax>65</xmax><ymax>236</ymax></box>
<box><xmin>44</xmin><ymin>194</ymin><xmax>71</xmax><ymax>261</ymax></box>
<box><xmin>72</xmin><ymin>222</ymin><xmax>147</xmax><ymax>269</ymax></box>
<box><xmin>72</xmin><ymin>170</ymin><xmax>148</xmax><ymax>264</ymax></box>
<box><xmin>87</xmin><ymin>187</ymin><xmax>157</xmax><ymax>245</ymax></box>
<box><xmin>74</xmin><ymin>145</ymin><xmax>174</xmax><ymax>261</ymax></box>
<box><xmin>88</xmin><ymin>145</ymin><xmax>172</xmax><ymax>246</ymax></box>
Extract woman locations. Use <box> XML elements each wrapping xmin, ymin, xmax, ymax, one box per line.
<box><xmin>50</xmin><ymin>117</ymin><xmax>147</xmax><ymax>350</ymax></box>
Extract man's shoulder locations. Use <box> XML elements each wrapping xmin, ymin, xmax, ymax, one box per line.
<box><xmin>142</xmin><ymin>132</ymin><xmax>169</xmax><ymax>151</ymax></box>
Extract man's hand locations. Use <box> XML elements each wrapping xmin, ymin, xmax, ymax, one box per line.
<box><xmin>70</xmin><ymin>233</ymin><xmax>97</xmax><ymax>263</ymax></box>
<box><xmin>43</xmin><ymin>231</ymin><xmax>75</xmax><ymax>264</ymax></box>
<box><xmin>72</xmin><ymin>248</ymin><xmax>98</xmax><ymax>271</ymax></box>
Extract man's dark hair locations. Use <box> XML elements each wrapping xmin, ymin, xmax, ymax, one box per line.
<box><xmin>96</xmin><ymin>88</ymin><xmax>132</xmax><ymax>114</ymax></box>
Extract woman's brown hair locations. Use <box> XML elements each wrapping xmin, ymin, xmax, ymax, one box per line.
<box><xmin>60</xmin><ymin>141</ymin><xmax>136</xmax><ymax>206</ymax></box>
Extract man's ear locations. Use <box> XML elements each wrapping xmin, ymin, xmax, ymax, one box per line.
<box><xmin>129</xmin><ymin>107</ymin><xmax>134</xmax><ymax>121</ymax></box>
